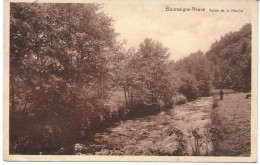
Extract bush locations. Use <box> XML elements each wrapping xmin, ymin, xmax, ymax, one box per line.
<box><xmin>179</xmin><ymin>84</ymin><xmax>198</xmax><ymax>101</ymax></box>
<box><xmin>177</xmin><ymin>74</ymin><xmax>198</xmax><ymax>101</ymax></box>
<box><xmin>9</xmin><ymin>83</ymin><xmax>116</xmax><ymax>154</ymax></box>
<box><xmin>126</xmin><ymin>101</ymin><xmax>161</xmax><ymax>119</ymax></box>
<box><xmin>172</xmin><ymin>94</ymin><xmax>187</xmax><ymax>105</ymax></box>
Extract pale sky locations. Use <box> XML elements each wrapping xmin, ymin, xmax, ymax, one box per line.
<box><xmin>102</xmin><ymin>2</ymin><xmax>252</xmax><ymax>61</ymax></box>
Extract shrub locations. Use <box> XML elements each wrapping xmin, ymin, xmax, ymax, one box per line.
<box><xmin>172</xmin><ymin>94</ymin><xmax>187</xmax><ymax>105</ymax></box>
<box><xmin>177</xmin><ymin>74</ymin><xmax>198</xmax><ymax>101</ymax></box>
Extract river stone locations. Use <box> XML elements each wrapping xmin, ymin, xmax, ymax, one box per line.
<box><xmin>74</xmin><ymin>143</ymin><xmax>87</xmax><ymax>153</ymax></box>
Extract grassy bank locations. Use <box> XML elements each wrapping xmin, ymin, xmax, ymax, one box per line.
<box><xmin>211</xmin><ymin>92</ymin><xmax>251</xmax><ymax>156</ymax></box>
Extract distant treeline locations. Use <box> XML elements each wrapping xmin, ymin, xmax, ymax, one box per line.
<box><xmin>9</xmin><ymin>3</ymin><xmax>251</xmax><ymax>154</ymax></box>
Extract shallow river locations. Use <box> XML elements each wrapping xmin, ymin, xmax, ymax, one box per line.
<box><xmin>74</xmin><ymin>97</ymin><xmax>214</xmax><ymax>156</ymax></box>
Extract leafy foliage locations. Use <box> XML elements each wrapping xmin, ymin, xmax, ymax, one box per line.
<box><xmin>114</xmin><ymin>39</ymin><xmax>175</xmax><ymax>117</ymax></box>
<box><xmin>206</xmin><ymin>24</ymin><xmax>251</xmax><ymax>92</ymax></box>
<box><xmin>170</xmin><ymin>51</ymin><xmax>213</xmax><ymax>100</ymax></box>
<box><xmin>10</xmin><ymin>3</ymin><xmax>119</xmax><ymax>154</ymax></box>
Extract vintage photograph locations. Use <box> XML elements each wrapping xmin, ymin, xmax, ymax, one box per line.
<box><xmin>4</xmin><ymin>0</ymin><xmax>257</xmax><ymax>162</ymax></box>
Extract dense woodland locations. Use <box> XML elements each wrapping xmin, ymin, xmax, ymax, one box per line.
<box><xmin>206</xmin><ymin>24</ymin><xmax>251</xmax><ymax>92</ymax></box>
<box><xmin>9</xmin><ymin>3</ymin><xmax>251</xmax><ymax>154</ymax></box>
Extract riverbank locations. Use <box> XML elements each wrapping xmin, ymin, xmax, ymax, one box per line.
<box><xmin>211</xmin><ymin>92</ymin><xmax>251</xmax><ymax>156</ymax></box>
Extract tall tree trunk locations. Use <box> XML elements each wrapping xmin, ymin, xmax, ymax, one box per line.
<box><xmin>22</xmin><ymin>95</ymin><xmax>29</xmax><ymax>112</ymax></box>
<box><xmin>130</xmin><ymin>90</ymin><xmax>133</xmax><ymax>106</ymax></box>
<box><xmin>123</xmin><ymin>85</ymin><xmax>128</xmax><ymax>107</ymax></box>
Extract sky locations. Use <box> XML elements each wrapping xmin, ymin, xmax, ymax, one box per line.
<box><xmin>102</xmin><ymin>2</ymin><xmax>252</xmax><ymax>61</ymax></box>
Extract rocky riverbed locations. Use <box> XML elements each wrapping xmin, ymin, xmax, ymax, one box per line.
<box><xmin>73</xmin><ymin>97</ymin><xmax>214</xmax><ymax>156</ymax></box>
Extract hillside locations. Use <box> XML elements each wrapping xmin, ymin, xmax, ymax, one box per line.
<box><xmin>206</xmin><ymin>24</ymin><xmax>251</xmax><ymax>92</ymax></box>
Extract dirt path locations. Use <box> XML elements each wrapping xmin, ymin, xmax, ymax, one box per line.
<box><xmin>75</xmin><ymin>97</ymin><xmax>214</xmax><ymax>156</ymax></box>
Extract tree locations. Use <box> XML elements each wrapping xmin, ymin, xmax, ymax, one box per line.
<box><xmin>206</xmin><ymin>23</ymin><xmax>251</xmax><ymax>92</ymax></box>
<box><xmin>10</xmin><ymin>3</ymin><xmax>119</xmax><ymax>154</ymax></box>
<box><xmin>119</xmin><ymin>39</ymin><xmax>175</xmax><ymax>114</ymax></box>
<box><xmin>174</xmin><ymin>50</ymin><xmax>213</xmax><ymax>97</ymax></box>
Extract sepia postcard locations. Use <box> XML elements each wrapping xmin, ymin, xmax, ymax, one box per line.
<box><xmin>3</xmin><ymin>0</ymin><xmax>258</xmax><ymax>162</ymax></box>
